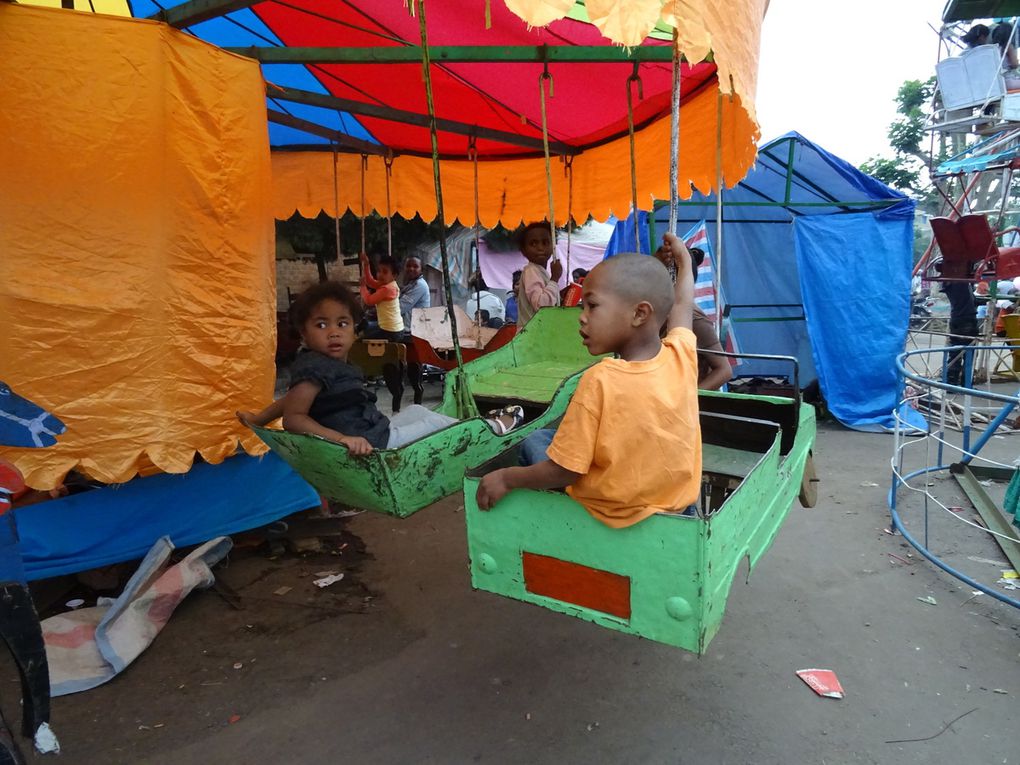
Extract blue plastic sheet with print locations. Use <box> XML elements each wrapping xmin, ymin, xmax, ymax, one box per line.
<box><xmin>15</xmin><ymin>453</ymin><xmax>319</xmax><ymax>581</ymax></box>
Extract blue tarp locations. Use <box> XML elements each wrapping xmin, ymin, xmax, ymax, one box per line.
<box><xmin>610</xmin><ymin>133</ymin><xmax>919</xmax><ymax>431</ymax></box>
<box><xmin>15</xmin><ymin>452</ymin><xmax>320</xmax><ymax>580</ymax></box>
<box><xmin>127</xmin><ymin>0</ymin><xmax>378</xmax><ymax>150</ymax></box>
<box><xmin>604</xmin><ymin>211</ymin><xmax>651</xmax><ymax>256</ymax></box>
<box><xmin>794</xmin><ymin>213</ymin><xmax>917</xmax><ymax>429</ymax></box>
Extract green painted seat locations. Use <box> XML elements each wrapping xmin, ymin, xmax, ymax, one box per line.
<box><xmin>251</xmin><ymin>308</ymin><xmax>596</xmax><ymax>517</ymax></box>
<box><xmin>464</xmin><ymin>394</ymin><xmax>817</xmax><ymax>653</ymax></box>
<box><xmin>701</xmin><ymin>443</ymin><xmax>764</xmax><ymax>480</ymax></box>
<box><xmin>470</xmin><ymin>361</ymin><xmax>587</xmax><ymax>403</ymax></box>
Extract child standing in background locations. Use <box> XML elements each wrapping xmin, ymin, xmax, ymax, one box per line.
<box><xmin>516</xmin><ymin>222</ymin><xmax>562</xmax><ymax>326</ymax></box>
<box><xmin>504</xmin><ymin>270</ymin><xmax>522</xmax><ymax>324</ymax></box>
<box><xmin>360</xmin><ymin>252</ymin><xmax>404</xmax><ymax>340</ymax></box>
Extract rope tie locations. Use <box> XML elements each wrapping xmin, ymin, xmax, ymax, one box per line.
<box><xmin>384</xmin><ymin>151</ymin><xmax>395</xmax><ymax>258</ymax></box>
<box><xmin>626</xmin><ymin>62</ymin><xmax>643</xmax><ymax>252</ymax></box>
<box><xmin>714</xmin><ymin>92</ymin><xmax>725</xmax><ymax>337</ymax></box>
<box><xmin>416</xmin><ymin>0</ymin><xmax>467</xmax><ymax>382</ymax></box>
<box><xmin>469</xmin><ymin>135</ymin><xmax>483</xmax><ymax>332</ymax></box>
<box><xmin>332</xmin><ymin>146</ymin><xmax>342</xmax><ymax>281</ymax></box>
<box><xmin>564</xmin><ymin>154</ymin><xmax>574</xmax><ymax>278</ymax></box>
<box><xmin>359</xmin><ymin>153</ymin><xmax>368</xmax><ymax>254</ymax></box>
<box><xmin>539</xmin><ymin>62</ymin><xmax>556</xmax><ymax>250</ymax></box>
<box><xmin>667</xmin><ymin>27</ymin><xmax>682</xmax><ymax>282</ymax></box>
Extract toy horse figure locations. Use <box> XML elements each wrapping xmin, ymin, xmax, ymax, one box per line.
<box><xmin>0</xmin><ymin>382</ymin><xmax>63</xmax><ymax>764</ymax></box>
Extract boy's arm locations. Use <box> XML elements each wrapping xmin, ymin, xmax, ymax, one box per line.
<box><xmin>662</xmin><ymin>232</ymin><xmax>694</xmax><ymax>332</ymax></box>
<box><xmin>281</xmin><ymin>381</ymin><xmax>374</xmax><ymax>455</ymax></box>
<box><xmin>476</xmin><ymin>459</ymin><xmax>581</xmax><ymax>510</ymax></box>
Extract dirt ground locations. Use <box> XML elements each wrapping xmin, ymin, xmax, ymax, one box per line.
<box><xmin>6</xmin><ymin>416</ymin><xmax>1019</xmax><ymax>765</ymax></box>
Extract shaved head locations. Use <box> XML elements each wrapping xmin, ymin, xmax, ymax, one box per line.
<box><xmin>589</xmin><ymin>254</ymin><xmax>674</xmax><ymax>318</ymax></box>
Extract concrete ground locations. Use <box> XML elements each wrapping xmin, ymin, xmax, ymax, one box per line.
<box><xmin>12</xmin><ymin>394</ymin><xmax>1020</xmax><ymax>765</ymax></box>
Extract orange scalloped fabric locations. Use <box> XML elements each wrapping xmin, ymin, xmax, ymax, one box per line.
<box><xmin>271</xmin><ymin>83</ymin><xmax>759</xmax><ymax>226</ymax></box>
<box><xmin>0</xmin><ymin>5</ymin><xmax>274</xmax><ymax>490</ymax></box>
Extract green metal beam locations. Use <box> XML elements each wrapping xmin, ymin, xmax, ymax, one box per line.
<box><xmin>148</xmin><ymin>0</ymin><xmax>260</xmax><ymax>27</ymax></box>
<box><xmin>268</xmin><ymin>85</ymin><xmax>576</xmax><ymax>155</ymax></box>
<box><xmin>783</xmin><ymin>137</ymin><xmax>796</xmax><ymax>206</ymax></box>
<box><xmin>952</xmin><ymin>464</ymin><xmax>1020</xmax><ymax>574</ymax></box>
<box><xmin>227</xmin><ymin>44</ymin><xmax>678</xmax><ymax>65</ymax></box>
<box><xmin>266</xmin><ymin>110</ymin><xmax>388</xmax><ymax>155</ymax></box>
<box><xmin>672</xmin><ymin>200</ymin><xmax>902</xmax><ymax>208</ymax></box>
<box><xmin>942</xmin><ymin>0</ymin><xmax>1020</xmax><ymax>22</ymax></box>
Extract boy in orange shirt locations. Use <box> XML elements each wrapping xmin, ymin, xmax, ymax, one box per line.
<box><xmin>476</xmin><ymin>232</ymin><xmax>702</xmax><ymax>528</ymax></box>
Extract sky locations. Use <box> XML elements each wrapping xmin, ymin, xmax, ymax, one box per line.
<box><xmin>756</xmin><ymin>0</ymin><xmax>947</xmax><ymax>165</ymax></box>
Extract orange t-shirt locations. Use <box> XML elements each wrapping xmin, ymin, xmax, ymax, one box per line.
<box><xmin>546</xmin><ymin>327</ymin><xmax>702</xmax><ymax>528</ymax></box>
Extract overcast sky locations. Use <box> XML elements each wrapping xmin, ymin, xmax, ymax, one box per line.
<box><xmin>756</xmin><ymin>0</ymin><xmax>946</xmax><ymax>165</ymax></box>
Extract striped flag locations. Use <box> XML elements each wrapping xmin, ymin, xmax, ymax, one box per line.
<box><xmin>680</xmin><ymin>221</ymin><xmax>740</xmax><ymax>361</ymax></box>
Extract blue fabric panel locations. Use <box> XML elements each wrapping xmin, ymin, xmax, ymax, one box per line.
<box><xmin>0</xmin><ymin>514</ymin><xmax>26</xmax><ymax>584</ymax></box>
<box><xmin>712</xmin><ymin>218</ymin><xmax>817</xmax><ymax>381</ymax></box>
<box><xmin>652</xmin><ymin>212</ymin><xmax>816</xmax><ymax>380</ymax></box>
<box><xmin>794</xmin><ymin>213</ymin><xmax>914</xmax><ymax>429</ymax></box>
<box><xmin>643</xmin><ymin>133</ymin><xmax>915</xmax><ymax>386</ymax></box>
<box><xmin>604</xmin><ymin>211</ymin><xmax>651</xmax><ymax>257</ymax></box>
<box><xmin>269</xmin><ymin>122</ymin><xmax>332</xmax><ymax>147</ymax></box>
<box><xmin>15</xmin><ymin>453</ymin><xmax>320</xmax><ymax>581</ymax></box>
<box><xmin>125</xmin><ymin>4</ymin><xmax>376</xmax><ymax>147</ymax></box>
<box><xmin>756</xmin><ymin>133</ymin><xmax>913</xmax><ymax>216</ymax></box>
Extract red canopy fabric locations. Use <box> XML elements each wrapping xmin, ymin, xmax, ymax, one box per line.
<box><xmin>253</xmin><ymin>0</ymin><xmax>717</xmax><ymax>156</ymax></box>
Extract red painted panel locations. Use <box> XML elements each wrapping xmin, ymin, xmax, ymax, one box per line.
<box><xmin>522</xmin><ymin>552</ymin><xmax>630</xmax><ymax>619</ymax></box>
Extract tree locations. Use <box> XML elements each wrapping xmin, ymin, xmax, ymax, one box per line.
<box><xmin>860</xmin><ymin>77</ymin><xmax>940</xmax><ymax>208</ymax></box>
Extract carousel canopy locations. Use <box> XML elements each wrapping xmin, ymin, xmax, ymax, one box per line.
<box><xmin>118</xmin><ymin>0</ymin><xmax>767</xmax><ymax>224</ymax></box>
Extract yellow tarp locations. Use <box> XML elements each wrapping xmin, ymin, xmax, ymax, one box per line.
<box><xmin>272</xmin><ymin>83</ymin><xmax>758</xmax><ymax>227</ymax></box>
<box><xmin>0</xmin><ymin>4</ymin><xmax>274</xmax><ymax>490</ymax></box>
<box><xmin>17</xmin><ymin>0</ymin><xmax>131</xmax><ymax>16</ymax></box>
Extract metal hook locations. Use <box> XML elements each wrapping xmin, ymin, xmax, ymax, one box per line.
<box><xmin>628</xmin><ymin>61</ymin><xmax>643</xmax><ymax>100</ymax></box>
<box><xmin>540</xmin><ymin>50</ymin><xmax>554</xmax><ymax>98</ymax></box>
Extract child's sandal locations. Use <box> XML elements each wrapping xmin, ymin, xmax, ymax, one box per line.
<box><xmin>487</xmin><ymin>405</ymin><xmax>525</xmax><ymax>435</ymax></box>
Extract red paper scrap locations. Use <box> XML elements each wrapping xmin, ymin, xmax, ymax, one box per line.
<box><xmin>796</xmin><ymin>668</ymin><xmax>845</xmax><ymax>699</ymax></box>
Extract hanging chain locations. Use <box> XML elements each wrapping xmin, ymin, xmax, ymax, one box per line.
<box><xmin>626</xmin><ymin>61</ymin><xmax>643</xmax><ymax>252</ymax></box>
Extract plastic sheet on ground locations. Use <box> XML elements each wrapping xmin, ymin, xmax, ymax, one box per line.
<box><xmin>42</xmin><ymin>536</ymin><xmax>232</xmax><ymax>697</ymax></box>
